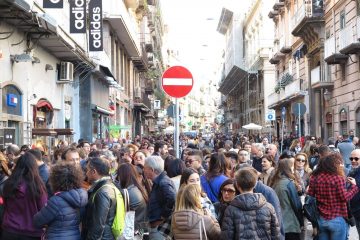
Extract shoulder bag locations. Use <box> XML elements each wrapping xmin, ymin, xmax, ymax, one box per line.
<box><xmin>118</xmin><ymin>189</ymin><xmax>136</xmax><ymax>240</ymax></box>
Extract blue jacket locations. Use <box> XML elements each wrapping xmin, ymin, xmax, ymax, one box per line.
<box><xmin>148</xmin><ymin>171</ymin><xmax>176</xmax><ymax>223</ymax></box>
<box><xmin>201</xmin><ymin>174</ymin><xmax>228</xmax><ymax>203</ymax></box>
<box><xmin>349</xmin><ymin>168</ymin><xmax>360</xmax><ymax>219</ymax></box>
<box><xmin>34</xmin><ymin>188</ymin><xmax>88</xmax><ymax>240</ymax></box>
<box><xmin>254</xmin><ymin>181</ymin><xmax>285</xmax><ymax>240</ymax></box>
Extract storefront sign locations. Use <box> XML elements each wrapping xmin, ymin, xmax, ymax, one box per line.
<box><xmin>89</xmin><ymin>0</ymin><xmax>103</xmax><ymax>51</ymax></box>
<box><xmin>6</xmin><ymin>94</ymin><xmax>18</xmax><ymax>107</ymax></box>
<box><xmin>70</xmin><ymin>0</ymin><xmax>86</xmax><ymax>33</ymax></box>
<box><xmin>43</xmin><ymin>0</ymin><xmax>63</xmax><ymax>8</ymax></box>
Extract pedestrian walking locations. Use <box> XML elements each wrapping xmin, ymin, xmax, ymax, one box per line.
<box><xmin>34</xmin><ymin>163</ymin><xmax>88</xmax><ymax>240</ymax></box>
<box><xmin>213</xmin><ymin>179</ymin><xmax>238</xmax><ymax>226</ymax></box>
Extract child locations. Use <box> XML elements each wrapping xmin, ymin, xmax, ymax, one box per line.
<box><xmin>221</xmin><ymin>169</ymin><xmax>280</xmax><ymax>240</ymax></box>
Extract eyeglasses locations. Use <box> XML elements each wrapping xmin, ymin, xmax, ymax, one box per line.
<box><xmin>296</xmin><ymin>159</ymin><xmax>306</xmax><ymax>163</ymax></box>
<box><xmin>185</xmin><ymin>159</ymin><xmax>197</xmax><ymax>164</ymax></box>
<box><xmin>350</xmin><ymin>157</ymin><xmax>360</xmax><ymax>162</ymax></box>
<box><xmin>221</xmin><ymin>188</ymin><xmax>236</xmax><ymax>194</ymax></box>
<box><xmin>239</xmin><ymin>153</ymin><xmax>248</xmax><ymax>156</ymax></box>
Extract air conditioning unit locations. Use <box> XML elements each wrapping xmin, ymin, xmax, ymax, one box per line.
<box><xmin>59</xmin><ymin>62</ymin><xmax>74</xmax><ymax>82</ymax></box>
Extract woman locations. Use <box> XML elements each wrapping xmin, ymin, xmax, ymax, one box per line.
<box><xmin>172</xmin><ymin>184</ymin><xmax>221</xmax><ymax>240</ymax></box>
<box><xmin>180</xmin><ymin>168</ymin><xmax>216</xmax><ymax>217</ymax></box>
<box><xmin>258</xmin><ymin>154</ymin><xmax>275</xmax><ymax>186</ymax></box>
<box><xmin>147</xmin><ymin>144</ymin><xmax>155</xmax><ymax>155</ymax></box>
<box><xmin>294</xmin><ymin>153</ymin><xmax>312</xmax><ymax>189</ymax></box>
<box><xmin>289</xmin><ymin>139</ymin><xmax>302</xmax><ymax>154</ymax></box>
<box><xmin>2</xmin><ymin>152</ymin><xmax>48</xmax><ymax>240</ymax></box>
<box><xmin>308</xmin><ymin>153</ymin><xmax>358</xmax><ymax>239</ymax></box>
<box><xmin>34</xmin><ymin>163</ymin><xmax>88</xmax><ymax>240</ymax></box>
<box><xmin>200</xmin><ymin>153</ymin><xmax>230</xmax><ymax>203</ymax></box>
<box><xmin>117</xmin><ymin>163</ymin><xmax>149</xmax><ymax>233</ymax></box>
<box><xmin>269</xmin><ymin>158</ymin><xmax>303</xmax><ymax>240</ymax></box>
<box><xmin>213</xmin><ymin>179</ymin><xmax>238</xmax><ymax>226</ymax></box>
<box><xmin>133</xmin><ymin>150</ymin><xmax>149</xmax><ymax>167</ymax></box>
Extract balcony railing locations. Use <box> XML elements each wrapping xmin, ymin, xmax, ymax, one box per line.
<box><xmin>324</xmin><ymin>36</ymin><xmax>336</xmax><ymax>59</ymax></box>
<box><xmin>268</xmin><ymin>92</ymin><xmax>280</xmax><ymax>107</ymax></box>
<box><xmin>311</xmin><ymin>66</ymin><xmax>326</xmax><ymax>85</ymax></box>
<box><xmin>339</xmin><ymin>16</ymin><xmax>360</xmax><ymax>54</ymax></box>
<box><xmin>291</xmin><ymin>1</ymin><xmax>323</xmax><ymax>33</ymax></box>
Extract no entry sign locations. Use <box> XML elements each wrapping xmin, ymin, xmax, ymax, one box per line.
<box><xmin>161</xmin><ymin>66</ymin><xmax>193</xmax><ymax>98</ymax></box>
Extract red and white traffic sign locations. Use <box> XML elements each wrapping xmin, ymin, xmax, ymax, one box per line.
<box><xmin>161</xmin><ymin>66</ymin><xmax>193</xmax><ymax>98</ymax></box>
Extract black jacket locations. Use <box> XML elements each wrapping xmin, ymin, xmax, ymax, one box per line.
<box><xmin>349</xmin><ymin>168</ymin><xmax>360</xmax><ymax>219</ymax></box>
<box><xmin>34</xmin><ymin>188</ymin><xmax>88</xmax><ymax>240</ymax></box>
<box><xmin>82</xmin><ymin>178</ymin><xmax>117</xmax><ymax>240</ymax></box>
<box><xmin>148</xmin><ymin>171</ymin><xmax>176</xmax><ymax>223</ymax></box>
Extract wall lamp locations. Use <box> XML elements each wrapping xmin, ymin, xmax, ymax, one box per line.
<box><xmin>45</xmin><ymin>64</ymin><xmax>54</xmax><ymax>71</ymax></box>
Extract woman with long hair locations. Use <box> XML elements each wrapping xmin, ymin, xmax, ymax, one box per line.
<box><xmin>294</xmin><ymin>153</ymin><xmax>312</xmax><ymax>189</ymax></box>
<box><xmin>117</xmin><ymin>163</ymin><xmax>149</xmax><ymax>232</ymax></box>
<box><xmin>289</xmin><ymin>139</ymin><xmax>302</xmax><ymax>154</ymax></box>
<box><xmin>259</xmin><ymin>154</ymin><xmax>275</xmax><ymax>186</ymax></box>
<box><xmin>180</xmin><ymin>168</ymin><xmax>216</xmax><ymax>218</ymax></box>
<box><xmin>270</xmin><ymin>158</ymin><xmax>303</xmax><ymax>240</ymax></box>
<box><xmin>213</xmin><ymin>179</ymin><xmax>238</xmax><ymax>226</ymax></box>
<box><xmin>2</xmin><ymin>152</ymin><xmax>47</xmax><ymax>240</ymax></box>
<box><xmin>34</xmin><ymin>163</ymin><xmax>87</xmax><ymax>240</ymax></box>
<box><xmin>172</xmin><ymin>184</ymin><xmax>221</xmax><ymax>239</ymax></box>
<box><xmin>307</xmin><ymin>153</ymin><xmax>358</xmax><ymax>239</ymax></box>
<box><xmin>200</xmin><ymin>153</ymin><xmax>230</xmax><ymax>203</ymax></box>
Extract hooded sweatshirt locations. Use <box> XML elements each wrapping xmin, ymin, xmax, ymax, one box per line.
<box><xmin>221</xmin><ymin>193</ymin><xmax>280</xmax><ymax>240</ymax></box>
<box><xmin>171</xmin><ymin>209</ymin><xmax>221</xmax><ymax>240</ymax></box>
<box><xmin>34</xmin><ymin>188</ymin><xmax>88</xmax><ymax>240</ymax></box>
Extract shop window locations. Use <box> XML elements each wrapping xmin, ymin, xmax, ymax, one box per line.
<box><xmin>339</xmin><ymin>108</ymin><xmax>348</xmax><ymax>135</ymax></box>
<box><xmin>326</xmin><ymin>112</ymin><xmax>333</xmax><ymax>138</ymax></box>
<box><xmin>33</xmin><ymin>99</ymin><xmax>53</xmax><ymax>129</ymax></box>
<box><xmin>2</xmin><ymin>85</ymin><xmax>22</xmax><ymax>116</ymax></box>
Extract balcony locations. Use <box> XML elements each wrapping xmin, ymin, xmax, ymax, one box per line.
<box><xmin>145</xmin><ymin>80</ymin><xmax>155</xmax><ymax>94</ymax></box>
<box><xmin>268</xmin><ymin>10</ymin><xmax>279</xmax><ymax>19</ymax></box>
<box><xmin>339</xmin><ymin>16</ymin><xmax>360</xmax><ymax>55</ymax></box>
<box><xmin>103</xmin><ymin>0</ymin><xmax>140</xmax><ymax>58</ymax></box>
<box><xmin>279</xmin><ymin>35</ymin><xmax>292</xmax><ymax>54</ymax></box>
<box><xmin>268</xmin><ymin>78</ymin><xmax>306</xmax><ymax>108</ymax></box>
<box><xmin>324</xmin><ymin>35</ymin><xmax>348</xmax><ymax>65</ymax></box>
<box><xmin>291</xmin><ymin>1</ymin><xmax>324</xmax><ymax>37</ymax></box>
<box><xmin>273</xmin><ymin>0</ymin><xmax>285</xmax><ymax>11</ymax></box>
<box><xmin>269</xmin><ymin>41</ymin><xmax>285</xmax><ymax>64</ymax></box>
<box><xmin>311</xmin><ymin>65</ymin><xmax>333</xmax><ymax>89</ymax></box>
<box><xmin>132</xmin><ymin>42</ymin><xmax>148</xmax><ymax>72</ymax></box>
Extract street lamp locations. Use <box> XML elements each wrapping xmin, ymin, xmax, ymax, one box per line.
<box><xmin>26</xmin><ymin>93</ymin><xmax>37</xmax><ymax>144</ymax></box>
<box><xmin>323</xmin><ymin>89</ymin><xmax>331</xmax><ymax>102</ymax></box>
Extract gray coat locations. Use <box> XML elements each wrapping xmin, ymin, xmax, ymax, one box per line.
<box><xmin>221</xmin><ymin>193</ymin><xmax>280</xmax><ymax>240</ymax></box>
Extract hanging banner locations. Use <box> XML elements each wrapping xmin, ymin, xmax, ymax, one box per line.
<box><xmin>43</xmin><ymin>0</ymin><xmax>63</xmax><ymax>8</ymax></box>
<box><xmin>70</xmin><ymin>0</ymin><xmax>86</xmax><ymax>33</ymax></box>
<box><xmin>89</xmin><ymin>0</ymin><xmax>103</xmax><ymax>51</ymax></box>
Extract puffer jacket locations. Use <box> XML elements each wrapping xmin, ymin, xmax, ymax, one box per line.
<box><xmin>82</xmin><ymin>177</ymin><xmax>117</xmax><ymax>240</ymax></box>
<box><xmin>34</xmin><ymin>188</ymin><xmax>88</xmax><ymax>240</ymax></box>
<box><xmin>221</xmin><ymin>193</ymin><xmax>280</xmax><ymax>240</ymax></box>
<box><xmin>171</xmin><ymin>210</ymin><xmax>221</xmax><ymax>240</ymax></box>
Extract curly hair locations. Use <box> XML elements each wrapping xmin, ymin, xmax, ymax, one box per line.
<box><xmin>50</xmin><ymin>163</ymin><xmax>84</xmax><ymax>192</ymax></box>
<box><xmin>312</xmin><ymin>153</ymin><xmax>344</xmax><ymax>177</ymax></box>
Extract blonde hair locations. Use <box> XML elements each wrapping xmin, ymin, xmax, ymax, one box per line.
<box><xmin>295</xmin><ymin>153</ymin><xmax>312</xmax><ymax>173</ymax></box>
<box><xmin>175</xmin><ymin>184</ymin><xmax>202</xmax><ymax>212</ymax></box>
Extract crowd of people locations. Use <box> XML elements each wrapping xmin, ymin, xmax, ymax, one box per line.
<box><xmin>0</xmin><ymin>131</ymin><xmax>358</xmax><ymax>240</ymax></box>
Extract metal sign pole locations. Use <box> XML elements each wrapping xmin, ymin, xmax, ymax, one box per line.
<box><xmin>281</xmin><ymin>117</ymin><xmax>284</xmax><ymax>153</ymax></box>
<box><xmin>298</xmin><ymin>102</ymin><xmax>301</xmax><ymax>139</ymax></box>
<box><xmin>269</xmin><ymin>121</ymin><xmax>272</xmax><ymax>143</ymax></box>
<box><xmin>175</xmin><ymin>98</ymin><xmax>180</xmax><ymax>158</ymax></box>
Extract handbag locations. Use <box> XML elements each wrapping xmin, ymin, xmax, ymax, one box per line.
<box><xmin>303</xmin><ymin>177</ymin><xmax>319</xmax><ymax>228</ymax></box>
<box><xmin>345</xmin><ymin>202</ymin><xmax>356</xmax><ymax>227</ymax></box>
<box><xmin>118</xmin><ymin>189</ymin><xmax>135</xmax><ymax>240</ymax></box>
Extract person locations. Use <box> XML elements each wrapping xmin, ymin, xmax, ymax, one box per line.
<box><xmin>259</xmin><ymin>154</ymin><xmax>275</xmax><ymax>186</ymax></box>
<box><xmin>213</xmin><ymin>179</ymin><xmax>238</xmax><ymax>226</ymax></box>
<box><xmin>117</xmin><ymin>163</ymin><xmax>148</xmax><ymax>234</ymax></box>
<box><xmin>224</xmin><ymin>151</ymin><xmax>238</xmax><ymax>176</ymax></box>
<box><xmin>133</xmin><ymin>150</ymin><xmax>148</xmax><ymax>167</ymax></box>
<box><xmin>269</xmin><ymin>158</ymin><xmax>303</xmax><ymax>240</ymax></box>
<box><xmin>308</xmin><ymin>144</ymin><xmax>319</xmax><ymax>170</ymax></box>
<box><xmin>61</xmin><ymin>147</ymin><xmax>81</xmax><ymax>165</ymax></box>
<box><xmin>308</xmin><ymin>153</ymin><xmax>359</xmax><ymax>239</ymax></box>
<box><xmin>33</xmin><ymin>163</ymin><xmax>88</xmax><ymax>240</ymax></box>
<box><xmin>144</xmin><ymin>156</ymin><xmax>176</xmax><ymax>239</ymax></box>
<box><xmin>348</xmin><ymin>149</ymin><xmax>360</xmax><ymax>237</ymax></box>
<box><xmin>165</xmin><ymin>154</ymin><xmax>185</xmax><ymax>178</ymax></box>
<box><xmin>294</xmin><ymin>153</ymin><xmax>312</xmax><ymax>189</ymax></box>
<box><xmin>251</xmin><ymin>143</ymin><xmax>265</xmax><ymax>173</ymax></box>
<box><xmin>186</xmin><ymin>150</ymin><xmax>206</xmax><ymax>175</ymax></box>
<box><xmin>5</xmin><ymin>144</ymin><xmax>20</xmax><ymax>169</ymax></box>
<box><xmin>200</xmin><ymin>153</ymin><xmax>230</xmax><ymax>203</ymax></box>
<box><xmin>171</xmin><ymin>184</ymin><xmax>221</xmax><ymax>240</ymax></box>
<box><xmin>28</xmin><ymin>149</ymin><xmax>51</xmax><ymax>195</ymax></box>
<box><xmin>338</xmin><ymin>135</ymin><xmax>355</xmax><ymax>170</ymax></box>
<box><xmin>153</xmin><ymin>141</ymin><xmax>168</xmax><ymax>159</ymax></box>
<box><xmin>82</xmin><ymin>157</ymin><xmax>119</xmax><ymax>239</ymax></box>
<box><xmin>2</xmin><ymin>152</ymin><xmax>48</xmax><ymax>240</ymax></box>
<box><xmin>267</xmin><ymin>144</ymin><xmax>279</xmax><ymax>165</ymax></box>
<box><xmin>179</xmin><ymin>168</ymin><xmax>216</xmax><ymax>218</ymax></box>
<box><xmin>221</xmin><ymin>168</ymin><xmax>280</xmax><ymax>239</ymax></box>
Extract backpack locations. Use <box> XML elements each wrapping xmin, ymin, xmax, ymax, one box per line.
<box><xmin>92</xmin><ymin>184</ymin><xmax>126</xmax><ymax>238</ymax></box>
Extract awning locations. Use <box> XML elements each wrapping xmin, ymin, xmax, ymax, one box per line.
<box><xmin>100</xmin><ymin>65</ymin><xmax>116</xmax><ymax>81</ymax></box>
<box><xmin>36</xmin><ymin>99</ymin><xmax>54</xmax><ymax>111</ymax></box>
<box><xmin>92</xmin><ymin>105</ymin><xmax>113</xmax><ymax>115</ymax></box>
<box><xmin>32</xmin><ymin>128</ymin><xmax>74</xmax><ymax>136</ymax></box>
<box><xmin>218</xmin><ymin>65</ymin><xmax>249</xmax><ymax>95</ymax></box>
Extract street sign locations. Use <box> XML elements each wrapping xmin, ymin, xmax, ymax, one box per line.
<box><xmin>161</xmin><ymin>66</ymin><xmax>194</xmax><ymax>98</ymax></box>
<box><xmin>292</xmin><ymin>102</ymin><xmax>306</xmax><ymax>116</ymax></box>
<box><xmin>265</xmin><ymin>109</ymin><xmax>275</xmax><ymax>121</ymax></box>
<box><xmin>154</xmin><ymin>100</ymin><xmax>161</xmax><ymax>110</ymax></box>
<box><xmin>281</xmin><ymin>107</ymin><xmax>286</xmax><ymax>118</ymax></box>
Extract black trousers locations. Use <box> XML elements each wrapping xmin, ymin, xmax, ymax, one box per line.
<box><xmin>285</xmin><ymin>232</ymin><xmax>301</xmax><ymax>240</ymax></box>
<box><xmin>1</xmin><ymin>230</ymin><xmax>41</xmax><ymax>240</ymax></box>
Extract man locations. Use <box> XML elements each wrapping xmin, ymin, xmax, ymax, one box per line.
<box><xmin>349</xmin><ymin>149</ymin><xmax>360</xmax><ymax>237</ymax></box>
<box><xmin>251</xmin><ymin>143</ymin><xmax>265</xmax><ymax>173</ymax></box>
<box><xmin>186</xmin><ymin>150</ymin><xmax>206</xmax><ymax>175</ymax></box>
<box><xmin>262</xmin><ymin>137</ymin><xmax>269</xmax><ymax>149</ymax></box>
<box><xmin>6</xmin><ymin>144</ymin><xmax>20</xmax><ymax>168</ymax></box>
<box><xmin>83</xmin><ymin>157</ymin><xmax>118</xmax><ymax>239</ymax></box>
<box><xmin>335</xmin><ymin>135</ymin><xmax>343</xmax><ymax>148</ymax></box>
<box><xmin>144</xmin><ymin>156</ymin><xmax>176</xmax><ymax>240</ymax></box>
<box><xmin>266</xmin><ymin>144</ymin><xmax>279</xmax><ymax>165</ymax></box>
<box><xmin>238</xmin><ymin>149</ymin><xmax>250</xmax><ymax>165</ymax></box>
<box><xmin>224</xmin><ymin>140</ymin><xmax>237</xmax><ymax>153</ymax></box>
<box><xmin>78</xmin><ymin>141</ymin><xmax>91</xmax><ymax>158</ymax></box>
<box><xmin>338</xmin><ymin>135</ymin><xmax>355</xmax><ymax>170</ymax></box>
<box><xmin>243</xmin><ymin>142</ymin><xmax>252</xmax><ymax>154</ymax></box>
<box><xmin>61</xmin><ymin>147</ymin><xmax>81</xmax><ymax>165</ymax></box>
<box><xmin>353</xmin><ymin>137</ymin><xmax>359</xmax><ymax>148</ymax></box>
<box><xmin>328</xmin><ymin>137</ymin><xmax>340</xmax><ymax>153</ymax></box>
<box><xmin>153</xmin><ymin>141</ymin><xmax>169</xmax><ymax>160</ymax></box>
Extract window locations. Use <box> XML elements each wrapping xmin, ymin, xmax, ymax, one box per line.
<box><xmin>340</xmin><ymin>10</ymin><xmax>346</xmax><ymax>29</ymax></box>
<box><xmin>326</xmin><ymin>112</ymin><xmax>333</xmax><ymax>138</ymax></box>
<box><xmin>339</xmin><ymin>108</ymin><xmax>348</xmax><ymax>135</ymax></box>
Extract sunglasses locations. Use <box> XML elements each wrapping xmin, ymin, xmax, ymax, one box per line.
<box><xmin>350</xmin><ymin>157</ymin><xmax>360</xmax><ymax>162</ymax></box>
<box><xmin>296</xmin><ymin>159</ymin><xmax>306</xmax><ymax>163</ymax></box>
<box><xmin>221</xmin><ymin>188</ymin><xmax>236</xmax><ymax>194</ymax></box>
